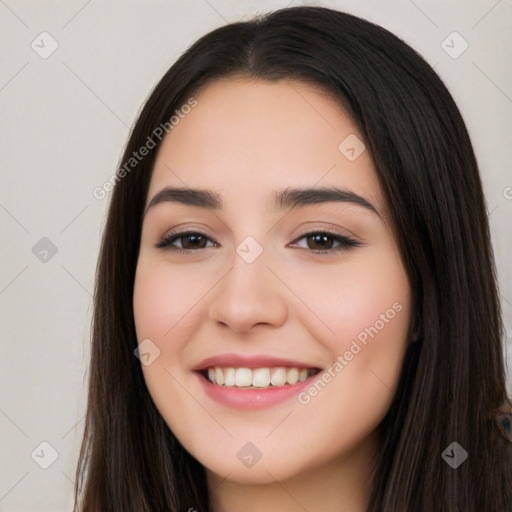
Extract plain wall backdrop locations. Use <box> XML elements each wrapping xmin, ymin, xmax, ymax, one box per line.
<box><xmin>1</xmin><ymin>0</ymin><xmax>511</xmax><ymax>510</ymax></box>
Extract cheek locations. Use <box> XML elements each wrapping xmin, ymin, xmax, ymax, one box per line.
<box><xmin>331</xmin><ymin>259</ymin><xmax>410</xmax><ymax>349</ymax></box>
<box><xmin>133</xmin><ymin>266</ymin><xmax>169</xmax><ymax>338</ymax></box>
<box><xmin>293</xmin><ymin>249</ymin><xmax>411</xmax><ymax>431</ymax></box>
<box><xmin>289</xmin><ymin>248</ymin><xmax>411</xmax><ymax>413</ymax></box>
<box><xmin>282</xmin><ymin>247</ymin><xmax>410</xmax><ymax>347</ymax></box>
<box><xmin>133</xmin><ymin>257</ymin><xmax>208</xmax><ymax>343</ymax></box>
<box><xmin>132</xmin><ymin>258</ymin><xmax>203</xmax><ymax>421</ymax></box>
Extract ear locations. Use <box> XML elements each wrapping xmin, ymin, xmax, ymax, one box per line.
<box><xmin>495</xmin><ymin>404</ymin><xmax>512</xmax><ymax>443</ymax></box>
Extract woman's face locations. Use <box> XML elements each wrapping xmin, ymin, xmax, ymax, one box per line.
<box><xmin>133</xmin><ymin>78</ymin><xmax>412</xmax><ymax>485</ymax></box>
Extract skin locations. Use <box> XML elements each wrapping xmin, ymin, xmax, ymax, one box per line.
<box><xmin>133</xmin><ymin>77</ymin><xmax>412</xmax><ymax>512</ymax></box>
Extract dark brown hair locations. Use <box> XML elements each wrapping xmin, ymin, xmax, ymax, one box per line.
<box><xmin>74</xmin><ymin>6</ymin><xmax>511</xmax><ymax>511</ymax></box>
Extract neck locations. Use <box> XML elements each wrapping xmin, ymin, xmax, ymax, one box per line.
<box><xmin>207</xmin><ymin>433</ymin><xmax>377</xmax><ymax>512</ymax></box>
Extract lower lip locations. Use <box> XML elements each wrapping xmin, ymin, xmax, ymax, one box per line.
<box><xmin>195</xmin><ymin>371</ymin><xmax>317</xmax><ymax>409</ymax></box>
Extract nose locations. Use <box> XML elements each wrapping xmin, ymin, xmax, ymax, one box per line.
<box><xmin>208</xmin><ymin>248</ymin><xmax>288</xmax><ymax>334</ymax></box>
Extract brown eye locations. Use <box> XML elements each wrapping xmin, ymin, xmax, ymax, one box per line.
<box><xmin>156</xmin><ymin>231</ymin><xmax>217</xmax><ymax>251</ymax></box>
<box><xmin>306</xmin><ymin>233</ymin><xmax>335</xmax><ymax>250</ymax></box>
<box><xmin>178</xmin><ymin>234</ymin><xmax>208</xmax><ymax>250</ymax></box>
<box><xmin>292</xmin><ymin>231</ymin><xmax>361</xmax><ymax>254</ymax></box>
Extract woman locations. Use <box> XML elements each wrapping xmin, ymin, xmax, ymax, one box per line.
<box><xmin>74</xmin><ymin>6</ymin><xmax>512</xmax><ymax>511</ymax></box>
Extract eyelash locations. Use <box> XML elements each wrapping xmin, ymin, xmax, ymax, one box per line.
<box><xmin>155</xmin><ymin>229</ymin><xmax>361</xmax><ymax>255</ymax></box>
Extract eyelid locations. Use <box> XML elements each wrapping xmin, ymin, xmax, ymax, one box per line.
<box><xmin>290</xmin><ymin>221</ymin><xmax>359</xmax><ymax>240</ymax></box>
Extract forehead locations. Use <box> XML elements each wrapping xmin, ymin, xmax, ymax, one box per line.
<box><xmin>147</xmin><ymin>78</ymin><xmax>382</xmax><ymax>214</ymax></box>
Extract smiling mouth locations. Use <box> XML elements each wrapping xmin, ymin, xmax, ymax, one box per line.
<box><xmin>201</xmin><ymin>366</ymin><xmax>321</xmax><ymax>389</ymax></box>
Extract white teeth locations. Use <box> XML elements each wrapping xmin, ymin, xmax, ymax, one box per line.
<box><xmin>270</xmin><ymin>367</ymin><xmax>287</xmax><ymax>387</ymax></box>
<box><xmin>224</xmin><ymin>367</ymin><xmax>235</xmax><ymax>386</ymax></box>
<box><xmin>206</xmin><ymin>366</ymin><xmax>316</xmax><ymax>388</ymax></box>
<box><xmin>252</xmin><ymin>368</ymin><xmax>271</xmax><ymax>387</ymax></box>
<box><xmin>235</xmin><ymin>368</ymin><xmax>253</xmax><ymax>387</ymax></box>
<box><xmin>214</xmin><ymin>367</ymin><xmax>225</xmax><ymax>385</ymax></box>
<box><xmin>286</xmin><ymin>368</ymin><xmax>299</xmax><ymax>385</ymax></box>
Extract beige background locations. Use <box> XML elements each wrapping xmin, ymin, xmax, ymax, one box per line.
<box><xmin>1</xmin><ymin>0</ymin><xmax>511</xmax><ymax>510</ymax></box>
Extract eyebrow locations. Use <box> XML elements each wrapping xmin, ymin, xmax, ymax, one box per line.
<box><xmin>145</xmin><ymin>186</ymin><xmax>380</xmax><ymax>217</ymax></box>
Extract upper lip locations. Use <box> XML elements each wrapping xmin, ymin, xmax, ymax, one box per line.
<box><xmin>192</xmin><ymin>353</ymin><xmax>322</xmax><ymax>371</ymax></box>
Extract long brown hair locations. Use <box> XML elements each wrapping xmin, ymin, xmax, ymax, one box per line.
<box><xmin>74</xmin><ymin>6</ymin><xmax>512</xmax><ymax>511</ymax></box>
